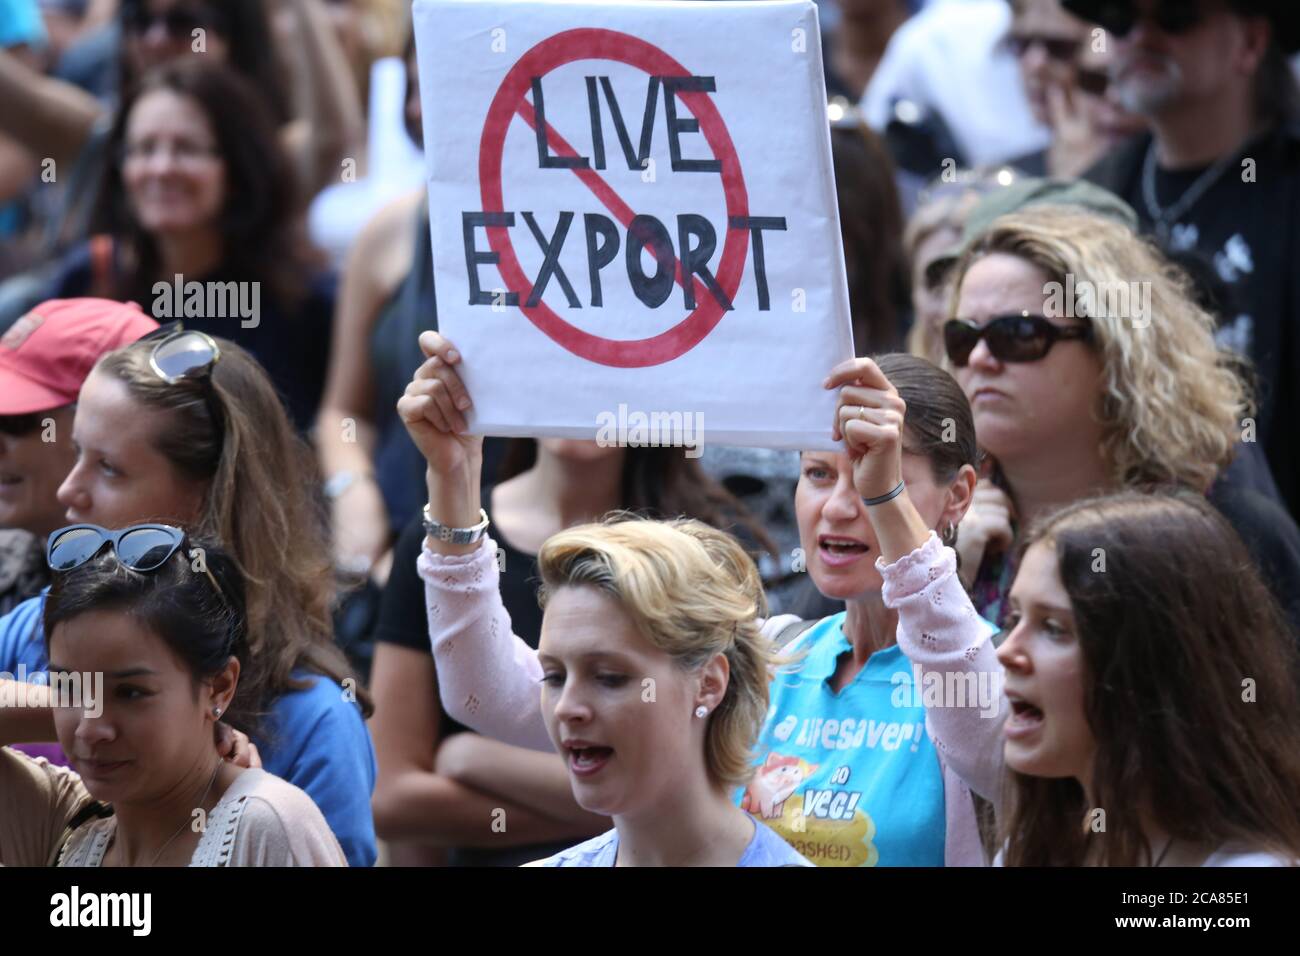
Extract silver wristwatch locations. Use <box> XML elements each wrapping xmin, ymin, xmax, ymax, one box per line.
<box><xmin>422</xmin><ymin>505</ymin><xmax>491</xmax><ymax>545</ymax></box>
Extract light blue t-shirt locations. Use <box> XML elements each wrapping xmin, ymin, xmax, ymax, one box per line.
<box><xmin>734</xmin><ymin>612</ymin><xmax>946</xmax><ymax>867</ymax></box>
<box><xmin>534</xmin><ymin>815</ymin><xmax>814</xmax><ymax>866</ymax></box>
<box><xmin>0</xmin><ymin>593</ymin><xmax>378</xmax><ymax>867</ymax></box>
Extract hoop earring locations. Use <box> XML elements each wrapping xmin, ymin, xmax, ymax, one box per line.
<box><xmin>942</xmin><ymin>522</ymin><xmax>957</xmax><ymax>546</ymax></box>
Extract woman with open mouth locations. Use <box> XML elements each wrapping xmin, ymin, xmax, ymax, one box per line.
<box><xmin>399</xmin><ymin>332</ymin><xmax>1008</xmax><ymax>866</ymax></box>
<box><xmin>399</xmin><ymin>333</ymin><xmax>817</xmax><ymax>866</ymax></box>
<box><xmin>0</xmin><ymin>529</ymin><xmax>345</xmax><ymax>866</ymax></box>
<box><xmin>843</xmin><ymin>368</ymin><xmax>1300</xmax><ymax>866</ymax></box>
<box><xmin>521</xmin><ymin>518</ymin><xmax>811</xmax><ymax>866</ymax></box>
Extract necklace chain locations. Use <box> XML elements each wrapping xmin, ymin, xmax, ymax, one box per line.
<box><xmin>114</xmin><ymin>759</ymin><xmax>223</xmax><ymax>867</ymax></box>
<box><xmin>1141</xmin><ymin>139</ymin><xmax>1242</xmax><ymax>237</ymax></box>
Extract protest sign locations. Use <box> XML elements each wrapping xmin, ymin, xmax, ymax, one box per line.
<box><xmin>413</xmin><ymin>0</ymin><xmax>854</xmax><ymax>450</ymax></box>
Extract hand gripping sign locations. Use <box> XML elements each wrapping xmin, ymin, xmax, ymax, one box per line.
<box><xmin>413</xmin><ymin>0</ymin><xmax>854</xmax><ymax>450</ymax></box>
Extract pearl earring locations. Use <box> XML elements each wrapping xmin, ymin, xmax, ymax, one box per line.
<box><xmin>212</xmin><ymin>707</ymin><xmax>222</xmax><ymax>718</ymax></box>
<box><xmin>694</xmin><ymin>706</ymin><xmax>708</xmax><ymax>718</ymax></box>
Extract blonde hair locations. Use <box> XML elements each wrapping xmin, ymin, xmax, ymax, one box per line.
<box><xmin>538</xmin><ymin>515</ymin><xmax>774</xmax><ymax>789</ymax></box>
<box><xmin>947</xmin><ymin>206</ymin><xmax>1250</xmax><ymax>490</ymax></box>
<box><xmin>903</xmin><ymin>186</ymin><xmax>979</xmax><ymax>265</ymax></box>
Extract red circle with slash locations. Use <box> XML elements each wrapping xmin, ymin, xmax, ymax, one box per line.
<box><xmin>478</xmin><ymin>28</ymin><xmax>749</xmax><ymax>367</ymax></box>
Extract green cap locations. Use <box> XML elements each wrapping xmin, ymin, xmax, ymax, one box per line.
<box><xmin>923</xmin><ymin>178</ymin><xmax>1138</xmax><ymax>289</ymax></box>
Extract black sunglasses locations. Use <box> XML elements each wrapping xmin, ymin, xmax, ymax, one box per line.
<box><xmin>0</xmin><ymin>412</ymin><xmax>45</xmax><ymax>437</ymax></box>
<box><xmin>1006</xmin><ymin>33</ymin><xmax>1082</xmax><ymax>62</ymax></box>
<box><xmin>1092</xmin><ymin>0</ymin><xmax>1209</xmax><ymax>38</ymax></box>
<box><xmin>125</xmin><ymin>5</ymin><xmax>227</xmax><ymax>39</ymax></box>
<box><xmin>944</xmin><ymin>313</ymin><xmax>1093</xmax><ymax>367</ymax></box>
<box><xmin>46</xmin><ymin>523</ymin><xmax>224</xmax><ymax>599</ymax></box>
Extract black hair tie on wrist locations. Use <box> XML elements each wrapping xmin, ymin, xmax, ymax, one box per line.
<box><xmin>862</xmin><ymin>480</ymin><xmax>905</xmax><ymax>507</ymax></box>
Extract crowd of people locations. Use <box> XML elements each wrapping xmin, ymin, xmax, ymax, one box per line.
<box><xmin>0</xmin><ymin>0</ymin><xmax>1298</xmax><ymax>868</ymax></box>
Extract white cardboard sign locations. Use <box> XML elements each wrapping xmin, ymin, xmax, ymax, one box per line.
<box><xmin>412</xmin><ymin>0</ymin><xmax>854</xmax><ymax>450</ymax></box>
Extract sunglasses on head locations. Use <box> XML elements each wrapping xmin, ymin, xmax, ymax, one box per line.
<box><xmin>944</xmin><ymin>313</ymin><xmax>1093</xmax><ymax>367</ymax></box>
<box><xmin>138</xmin><ymin>321</ymin><xmax>226</xmax><ymax>439</ymax></box>
<box><xmin>1007</xmin><ymin>33</ymin><xmax>1082</xmax><ymax>62</ymax></box>
<box><xmin>141</xmin><ymin>321</ymin><xmax>221</xmax><ymax>384</ymax></box>
<box><xmin>1093</xmin><ymin>0</ymin><xmax>1209</xmax><ymax>38</ymax></box>
<box><xmin>46</xmin><ymin>523</ymin><xmax>225</xmax><ymax>599</ymax></box>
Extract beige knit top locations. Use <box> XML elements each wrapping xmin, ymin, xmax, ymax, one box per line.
<box><xmin>0</xmin><ymin>746</ymin><xmax>346</xmax><ymax>867</ymax></box>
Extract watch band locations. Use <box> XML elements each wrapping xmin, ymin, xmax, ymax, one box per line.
<box><xmin>422</xmin><ymin>505</ymin><xmax>491</xmax><ymax>545</ymax></box>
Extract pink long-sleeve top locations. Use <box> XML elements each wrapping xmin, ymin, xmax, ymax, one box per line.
<box><xmin>419</xmin><ymin>531</ymin><xmax>1006</xmax><ymax>866</ymax></box>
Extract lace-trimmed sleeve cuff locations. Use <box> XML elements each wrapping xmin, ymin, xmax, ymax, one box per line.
<box><xmin>875</xmin><ymin>531</ymin><xmax>957</xmax><ymax>606</ymax></box>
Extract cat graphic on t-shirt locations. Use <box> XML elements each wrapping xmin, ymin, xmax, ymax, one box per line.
<box><xmin>741</xmin><ymin>752</ymin><xmax>818</xmax><ymax>820</ymax></box>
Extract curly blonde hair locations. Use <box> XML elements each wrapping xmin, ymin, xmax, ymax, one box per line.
<box><xmin>947</xmin><ymin>206</ymin><xmax>1251</xmax><ymax>490</ymax></box>
<box><xmin>538</xmin><ymin>515</ymin><xmax>774</xmax><ymax>789</ymax></box>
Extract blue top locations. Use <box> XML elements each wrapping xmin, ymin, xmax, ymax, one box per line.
<box><xmin>734</xmin><ymin>612</ymin><xmax>946</xmax><ymax>867</ymax></box>
<box><xmin>0</xmin><ymin>0</ymin><xmax>47</xmax><ymax>48</ymax></box>
<box><xmin>534</xmin><ymin>815</ymin><xmax>813</xmax><ymax>867</ymax></box>
<box><xmin>0</xmin><ymin>593</ymin><xmax>378</xmax><ymax>867</ymax></box>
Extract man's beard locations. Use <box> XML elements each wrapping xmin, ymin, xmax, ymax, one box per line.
<box><xmin>1111</xmin><ymin>50</ymin><xmax>1186</xmax><ymax>115</ymax></box>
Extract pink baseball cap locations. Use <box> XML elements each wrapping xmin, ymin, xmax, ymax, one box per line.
<box><xmin>0</xmin><ymin>298</ymin><xmax>160</xmax><ymax>415</ymax></box>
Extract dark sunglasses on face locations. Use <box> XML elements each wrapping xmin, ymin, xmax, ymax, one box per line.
<box><xmin>125</xmin><ymin>5</ymin><xmax>226</xmax><ymax>39</ymax></box>
<box><xmin>47</xmin><ymin>523</ymin><xmax>225</xmax><ymax>599</ymax></box>
<box><xmin>1093</xmin><ymin>0</ymin><xmax>1209</xmax><ymax>38</ymax></box>
<box><xmin>1007</xmin><ymin>32</ymin><xmax>1082</xmax><ymax>62</ymax></box>
<box><xmin>944</xmin><ymin>312</ymin><xmax>1093</xmax><ymax>367</ymax></box>
<box><xmin>0</xmin><ymin>413</ymin><xmax>44</xmax><ymax>437</ymax></box>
